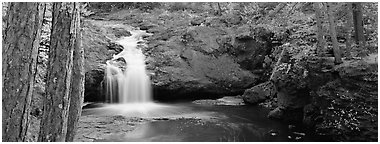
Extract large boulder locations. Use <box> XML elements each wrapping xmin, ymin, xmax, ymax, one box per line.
<box><xmin>192</xmin><ymin>96</ymin><xmax>245</xmax><ymax>106</ymax></box>
<box><xmin>268</xmin><ymin>62</ymin><xmax>311</xmax><ymax>121</ymax></box>
<box><xmin>242</xmin><ymin>81</ymin><xmax>276</xmax><ymax>104</ymax></box>
<box><xmin>144</xmin><ymin>26</ymin><xmax>269</xmax><ymax>100</ymax></box>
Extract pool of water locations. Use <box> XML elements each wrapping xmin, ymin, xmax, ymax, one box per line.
<box><xmin>82</xmin><ymin>102</ymin><xmax>327</xmax><ymax>142</ymax></box>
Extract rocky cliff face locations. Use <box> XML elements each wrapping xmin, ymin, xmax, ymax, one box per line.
<box><xmin>83</xmin><ymin>20</ymin><xmax>132</xmax><ymax>102</ymax></box>
<box><xmin>144</xmin><ymin>26</ymin><xmax>266</xmax><ymax>100</ymax></box>
<box><xmin>82</xmin><ymin>10</ymin><xmax>275</xmax><ymax>101</ymax></box>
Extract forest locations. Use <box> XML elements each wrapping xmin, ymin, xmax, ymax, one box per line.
<box><xmin>2</xmin><ymin>2</ymin><xmax>378</xmax><ymax>142</ymax></box>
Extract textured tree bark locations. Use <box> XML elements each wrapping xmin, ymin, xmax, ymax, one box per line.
<box><xmin>314</xmin><ymin>2</ymin><xmax>326</xmax><ymax>57</ymax></box>
<box><xmin>344</xmin><ymin>3</ymin><xmax>353</xmax><ymax>59</ymax></box>
<box><xmin>352</xmin><ymin>2</ymin><xmax>364</xmax><ymax>44</ymax></box>
<box><xmin>352</xmin><ymin>3</ymin><xmax>365</xmax><ymax>49</ymax></box>
<box><xmin>2</xmin><ymin>2</ymin><xmax>45</xmax><ymax>142</ymax></box>
<box><xmin>326</xmin><ymin>2</ymin><xmax>343</xmax><ymax>64</ymax></box>
<box><xmin>38</xmin><ymin>2</ymin><xmax>80</xmax><ymax>142</ymax></box>
<box><xmin>65</xmin><ymin>9</ymin><xmax>84</xmax><ymax>141</ymax></box>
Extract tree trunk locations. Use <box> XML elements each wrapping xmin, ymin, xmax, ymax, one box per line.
<box><xmin>352</xmin><ymin>3</ymin><xmax>365</xmax><ymax>50</ymax></box>
<box><xmin>65</xmin><ymin>12</ymin><xmax>84</xmax><ymax>141</ymax></box>
<box><xmin>2</xmin><ymin>2</ymin><xmax>45</xmax><ymax>142</ymax></box>
<box><xmin>314</xmin><ymin>2</ymin><xmax>326</xmax><ymax>57</ymax></box>
<box><xmin>344</xmin><ymin>2</ymin><xmax>353</xmax><ymax>58</ymax></box>
<box><xmin>326</xmin><ymin>2</ymin><xmax>343</xmax><ymax>64</ymax></box>
<box><xmin>38</xmin><ymin>2</ymin><xmax>80</xmax><ymax>142</ymax></box>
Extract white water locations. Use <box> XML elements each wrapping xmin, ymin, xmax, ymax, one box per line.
<box><xmin>105</xmin><ymin>30</ymin><xmax>152</xmax><ymax>104</ymax></box>
<box><xmin>103</xmin><ymin>28</ymin><xmax>180</xmax><ymax>117</ymax></box>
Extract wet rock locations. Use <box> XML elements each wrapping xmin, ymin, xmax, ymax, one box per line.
<box><xmin>242</xmin><ymin>81</ymin><xmax>276</xmax><ymax>105</ymax></box>
<box><xmin>106</xmin><ymin>41</ymin><xmax>124</xmax><ymax>53</ymax></box>
<box><xmin>216</xmin><ymin>96</ymin><xmax>245</xmax><ymax>106</ymax></box>
<box><xmin>268</xmin><ymin>129</ymin><xmax>279</xmax><ymax>136</ymax></box>
<box><xmin>111</xmin><ymin>27</ymin><xmax>132</xmax><ymax>38</ymax></box>
<box><xmin>84</xmin><ymin>69</ymin><xmax>105</xmax><ymax>102</ymax></box>
<box><xmin>267</xmin><ymin>107</ymin><xmax>284</xmax><ymax>119</ymax></box>
<box><xmin>82</xmin><ymin>103</ymin><xmax>105</xmax><ymax>109</ymax></box>
<box><xmin>82</xmin><ymin>21</ymin><xmax>121</xmax><ymax>102</ymax></box>
<box><xmin>193</xmin><ymin>96</ymin><xmax>245</xmax><ymax>106</ymax></box>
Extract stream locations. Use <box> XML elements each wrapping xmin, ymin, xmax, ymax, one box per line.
<box><xmin>75</xmin><ymin>25</ymin><xmax>328</xmax><ymax>142</ymax></box>
<box><xmin>77</xmin><ymin>102</ymin><xmax>328</xmax><ymax>142</ymax></box>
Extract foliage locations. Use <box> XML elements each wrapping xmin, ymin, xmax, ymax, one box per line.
<box><xmin>87</xmin><ymin>2</ymin><xmax>162</xmax><ymax>13</ymax></box>
<box><xmin>165</xmin><ymin>2</ymin><xmax>206</xmax><ymax>13</ymax></box>
<box><xmin>258</xmin><ymin>2</ymin><xmax>377</xmax><ymax>141</ymax></box>
<box><xmin>314</xmin><ymin>79</ymin><xmax>377</xmax><ymax>141</ymax></box>
<box><xmin>83</xmin><ymin>2</ymin><xmax>377</xmax><ymax>57</ymax></box>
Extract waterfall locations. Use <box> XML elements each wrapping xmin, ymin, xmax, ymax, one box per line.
<box><xmin>105</xmin><ymin>30</ymin><xmax>152</xmax><ymax>104</ymax></box>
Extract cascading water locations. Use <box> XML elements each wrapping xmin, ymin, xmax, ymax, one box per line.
<box><xmin>105</xmin><ymin>30</ymin><xmax>152</xmax><ymax>104</ymax></box>
<box><xmin>100</xmin><ymin>28</ymin><xmax>185</xmax><ymax>117</ymax></box>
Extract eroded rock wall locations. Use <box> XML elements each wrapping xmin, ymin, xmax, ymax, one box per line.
<box><xmin>82</xmin><ymin>16</ymin><xmax>276</xmax><ymax>101</ymax></box>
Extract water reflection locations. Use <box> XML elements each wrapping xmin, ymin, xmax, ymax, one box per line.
<box><xmin>103</xmin><ymin>119</ymin><xmax>271</xmax><ymax>142</ymax></box>
<box><xmin>84</xmin><ymin>103</ymin><xmax>323</xmax><ymax>142</ymax></box>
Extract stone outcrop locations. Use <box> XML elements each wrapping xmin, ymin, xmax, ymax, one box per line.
<box><xmin>144</xmin><ymin>25</ymin><xmax>270</xmax><ymax>100</ymax></box>
<box><xmin>82</xmin><ymin>10</ymin><xmax>276</xmax><ymax>101</ymax></box>
<box><xmin>193</xmin><ymin>96</ymin><xmax>245</xmax><ymax>106</ymax></box>
<box><xmin>242</xmin><ymin>81</ymin><xmax>276</xmax><ymax>104</ymax></box>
